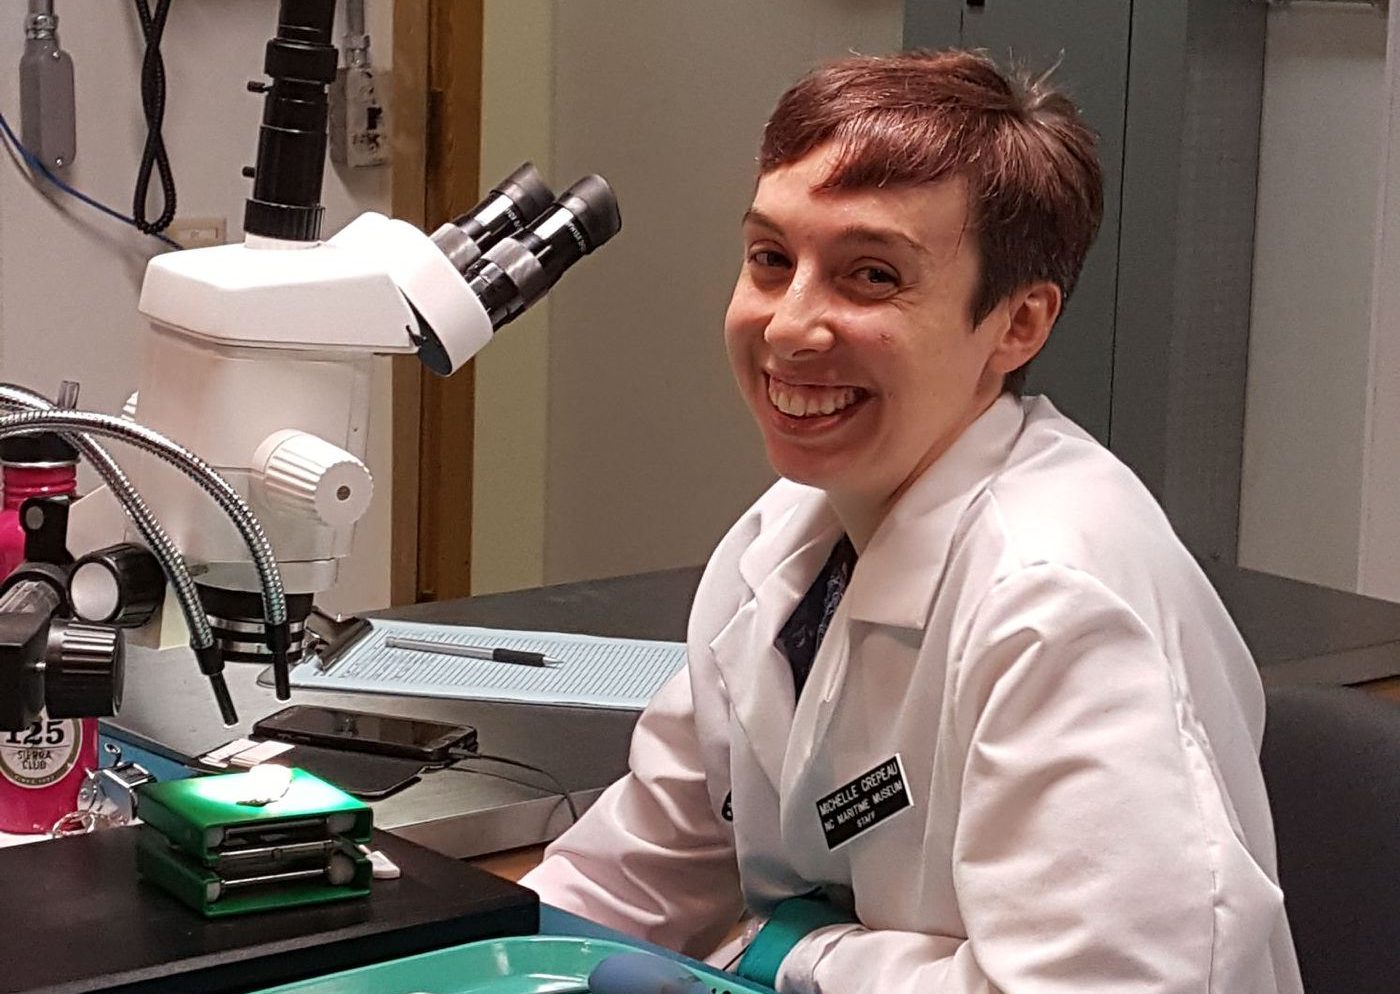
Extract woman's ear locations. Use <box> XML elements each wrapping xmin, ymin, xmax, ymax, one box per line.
<box><xmin>986</xmin><ymin>281</ymin><xmax>1062</xmax><ymax>376</ymax></box>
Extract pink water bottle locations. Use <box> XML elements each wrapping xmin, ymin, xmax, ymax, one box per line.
<box><xmin>0</xmin><ymin>433</ymin><xmax>96</xmax><ymax>835</ymax></box>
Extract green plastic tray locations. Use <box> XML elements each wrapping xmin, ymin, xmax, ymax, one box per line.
<box><xmin>252</xmin><ymin>934</ymin><xmax>774</xmax><ymax>994</ymax></box>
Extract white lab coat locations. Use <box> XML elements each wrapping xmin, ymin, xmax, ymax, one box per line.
<box><xmin>524</xmin><ymin>395</ymin><xmax>1304</xmax><ymax>994</ymax></box>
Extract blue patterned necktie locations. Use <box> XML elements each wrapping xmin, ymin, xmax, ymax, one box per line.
<box><xmin>775</xmin><ymin>535</ymin><xmax>857</xmax><ymax>700</ymax></box>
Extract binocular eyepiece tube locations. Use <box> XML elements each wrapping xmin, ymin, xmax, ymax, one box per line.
<box><xmin>466</xmin><ymin>173</ymin><xmax>622</xmax><ymax>330</ymax></box>
<box><xmin>431</xmin><ymin>163</ymin><xmax>622</xmax><ymax>328</ymax></box>
<box><xmin>430</xmin><ymin>162</ymin><xmax>557</xmax><ymax>274</ymax></box>
<box><xmin>415</xmin><ymin>163</ymin><xmax>622</xmax><ymax>375</ymax></box>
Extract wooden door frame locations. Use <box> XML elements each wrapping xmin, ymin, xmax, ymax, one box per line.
<box><xmin>390</xmin><ymin>0</ymin><xmax>484</xmax><ymax>605</ymax></box>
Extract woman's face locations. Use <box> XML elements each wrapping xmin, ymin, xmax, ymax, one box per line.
<box><xmin>724</xmin><ymin>145</ymin><xmax>1011</xmax><ymax>522</ymax></box>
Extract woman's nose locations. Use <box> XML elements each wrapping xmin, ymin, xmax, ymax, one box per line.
<box><xmin>763</xmin><ymin>274</ymin><xmax>835</xmax><ymax>358</ymax></box>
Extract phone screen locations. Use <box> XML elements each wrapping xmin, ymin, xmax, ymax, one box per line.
<box><xmin>254</xmin><ymin>705</ymin><xmax>474</xmax><ymax>759</ymax></box>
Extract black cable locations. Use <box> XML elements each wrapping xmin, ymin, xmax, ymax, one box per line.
<box><xmin>445</xmin><ymin>749</ymin><xmax>581</xmax><ymax>824</ymax></box>
<box><xmin>130</xmin><ymin>0</ymin><xmax>176</xmax><ymax>235</ymax></box>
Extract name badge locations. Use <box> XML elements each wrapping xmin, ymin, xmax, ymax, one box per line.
<box><xmin>816</xmin><ymin>755</ymin><xmax>912</xmax><ymax>850</ymax></box>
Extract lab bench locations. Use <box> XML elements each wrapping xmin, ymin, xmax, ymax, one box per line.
<box><xmin>103</xmin><ymin>566</ymin><xmax>704</xmax><ymax>859</ymax></box>
<box><xmin>0</xmin><ymin>819</ymin><xmax>768</xmax><ymax>994</ymax></box>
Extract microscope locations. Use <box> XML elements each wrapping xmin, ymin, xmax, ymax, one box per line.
<box><xmin>0</xmin><ymin>0</ymin><xmax>620</xmax><ymax>732</ymax></box>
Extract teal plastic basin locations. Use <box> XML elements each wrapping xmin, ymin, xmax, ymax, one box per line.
<box><xmin>252</xmin><ymin>934</ymin><xmax>773</xmax><ymax>994</ymax></box>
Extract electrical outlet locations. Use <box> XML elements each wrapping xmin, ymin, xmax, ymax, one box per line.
<box><xmin>330</xmin><ymin>66</ymin><xmax>389</xmax><ymax>168</ymax></box>
<box><xmin>167</xmin><ymin>216</ymin><xmax>227</xmax><ymax>249</ymax></box>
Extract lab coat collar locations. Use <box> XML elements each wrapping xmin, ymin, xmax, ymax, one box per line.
<box><xmin>736</xmin><ymin>489</ymin><xmax>843</xmax><ymax>594</ymax></box>
<box><xmin>714</xmin><ymin>494</ymin><xmax>844</xmax><ymax>793</ymax></box>
<box><xmin>845</xmin><ymin>393</ymin><xmax>1026</xmax><ymax>629</ymax></box>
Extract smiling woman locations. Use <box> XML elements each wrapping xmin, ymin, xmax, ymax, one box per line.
<box><xmin>725</xmin><ymin>159</ymin><xmax>1047</xmax><ymax>546</ymax></box>
<box><xmin>722</xmin><ymin>48</ymin><xmax>1101</xmax><ymax>546</ymax></box>
<box><xmin>522</xmin><ymin>49</ymin><xmax>1304</xmax><ymax>994</ymax></box>
<box><xmin>756</xmin><ymin>51</ymin><xmax>1103</xmax><ymax>394</ymax></box>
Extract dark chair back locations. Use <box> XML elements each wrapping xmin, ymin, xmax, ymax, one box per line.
<box><xmin>1262</xmin><ymin>685</ymin><xmax>1400</xmax><ymax>994</ymax></box>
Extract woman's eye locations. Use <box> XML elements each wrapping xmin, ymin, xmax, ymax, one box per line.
<box><xmin>855</xmin><ymin>266</ymin><xmax>898</xmax><ymax>287</ymax></box>
<box><xmin>749</xmin><ymin>249</ymin><xmax>789</xmax><ymax>269</ymax></box>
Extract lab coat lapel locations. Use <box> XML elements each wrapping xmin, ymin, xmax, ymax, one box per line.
<box><xmin>710</xmin><ymin>493</ymin><xmax>843</xmax><ymax>796</ymax></box>
<box><xmin>845</xmin><ymin>395</ymin><xmax>1026</xmax><ymax>630</ymax></box>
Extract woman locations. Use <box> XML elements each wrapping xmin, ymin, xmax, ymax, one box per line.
<box><xmin>524</xmin><ymin>50</ymin><xmax>1303</xmax><ymax>994</ymax></box>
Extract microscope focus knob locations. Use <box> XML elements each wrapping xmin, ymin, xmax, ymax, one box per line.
<box><xmin>253</xmin><ymin>430</ymin><xmax>374</xmax><ymax>528</ymax></box>
<box><xmin>43</xmin><ymin>621</ymin><xmax>124</xmax><ymax>720</ymax></box>
<box><xmin>69</xmin><ymin>543</ymin><xmax>165</xmax><ymax>627</ymax></box>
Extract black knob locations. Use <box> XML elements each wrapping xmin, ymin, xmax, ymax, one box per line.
<box><xmin>242</xmin><ymin>166</ymin><xmax>257</xmax><ymax>179</ymax></box>
<box><xmin>69</xmin><ymin>543</ymin><xmax>165</xmax><ymax>627</ymax></box>
<box><xmin>247</xmin><ymin>80</ymin><xmax>270</xmax><ymax>93</ymax></box>
<box><xmin>44</xmin><ymin>622</ymin><xmax>123</xmax><ymax>719</ymax></box>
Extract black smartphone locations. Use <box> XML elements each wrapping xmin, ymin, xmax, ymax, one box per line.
<box><xmin>252</xmin><ymin>705</ymin><xmax>477</xmax><ymax>763</ymax></box>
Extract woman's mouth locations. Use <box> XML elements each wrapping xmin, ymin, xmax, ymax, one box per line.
<box><xmin>766</xmin><ymin>376</ymin><xmax>867</xmax><ymax>418</ymax></box>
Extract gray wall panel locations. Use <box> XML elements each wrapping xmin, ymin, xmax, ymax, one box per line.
<box><xmin>958</xmin><ymin>0</ymin><xmax>1131</xmax><ymax>442</ymax></box>
<box><xmin>1112</xmin><ymin>1</ymin><xmax>1189</xmax><ymax>501</ymax></box>
<box><xmin>902</xmin><ymin>0</ymin><xmax>960</xmax><ymax>50</ymax></box>
<box><xmin>1116</xmin><ymin>1</ymin><xmax>1266</xmax><ymax>560</ymax></box>
<box><xmin>1162</xmin><ymin>2</ymin><xmax>1267</xmax><ymax>562</ymax></box>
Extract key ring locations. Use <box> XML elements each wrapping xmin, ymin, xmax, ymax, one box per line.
<box><xmin>47</xmin><ymin>743</ymin><xmax>153</xmax><ymax>838</ymax></box>
<box><xmin>50</xmin><ymin>809</ymin><xmax>97</xmax><ymax>837</ymax></box>
<box><xmin>49</xmin><ymin>764</ymin><xmax>104</xmax><ymax>837</ymax></box>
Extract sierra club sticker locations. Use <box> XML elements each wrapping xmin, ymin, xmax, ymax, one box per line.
<box><xmin>0</xmin><ymin>718</ymin><xmax>84</xmax><ymax>788</ymax></box>
<box><xmin>817</xmin><ymin>755</ymin><xmax>912</xmax><ymax>850</ymax></box>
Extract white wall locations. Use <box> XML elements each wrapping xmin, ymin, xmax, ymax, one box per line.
<box><xmin>0</xmin><ymin>0</ymin><xmax>393</xmax><ymax>614</ymax></box>
<box><xmin>1239</xmin><ymin>4</ymin><xmax>1388</xmax><ymax>593</ymax></box>
<box><xmin>472</xmin><ymin>0</ymin><xmax>904</xmax><ymax>592</ymax></box>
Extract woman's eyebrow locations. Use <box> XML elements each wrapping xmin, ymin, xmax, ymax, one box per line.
<box><xmin>834</xmin><ymin>223</ymin><xmax>926</xmax><ymax>257</ymax></box>
<box><xmin>741</xmin><ymin>208</ymin><xmax>782</xmax><ymax>233</ymax></box>
<box><xmin>742</xmin><ymin>208</ymin><xmax>926</xmax><ymax>258</ymax></box>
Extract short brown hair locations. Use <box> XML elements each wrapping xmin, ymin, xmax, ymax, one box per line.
<box><xmin>759</xmin><ymin>50</ymin><xmax>1103</xmax><ymax>395</ymax></box>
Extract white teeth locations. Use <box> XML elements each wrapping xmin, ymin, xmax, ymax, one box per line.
<box><xmin>767</xmin><ymin>380</ymin><xmax>859</xmax><ymax>418</ymax></box>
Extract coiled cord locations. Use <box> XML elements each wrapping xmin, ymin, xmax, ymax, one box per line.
<box><xmin>130</xmin><ymin>0</ymin><xmax>176</xmax><ymax>235</ymax></box>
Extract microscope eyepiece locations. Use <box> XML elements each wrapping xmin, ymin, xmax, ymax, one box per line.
<box><xmin>555</xmin><ymin>174</ymin><xmax>624</xmax><ymax>253</ymax></box>
<box><xmin>463</xmin><ymin>174</ymin><xmax>622</xmax><ymax>331</ymax></box>
<box><xmin>495</xmin><ymin>162</ymin><xmax>557</xmax><ymax>224</ymax></box>
<box><xmin>406</xmin><ymin>169</ymin><xmax>621</xmax><ymax>375</ymax></box>
<box><xmin>274</xmin><ymin>0</ymin><xmax>337</xmax><ymax>46</ymax></box>
<box><xmin>431</xmin><ymin>162</ymin><xmax>556</xmax><ymax>274</ymax></box>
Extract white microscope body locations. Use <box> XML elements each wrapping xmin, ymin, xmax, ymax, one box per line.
<box><xmin>128</xmin><ymin>216</ymin><xmax>491</xmax><ymax>600</ymax></box>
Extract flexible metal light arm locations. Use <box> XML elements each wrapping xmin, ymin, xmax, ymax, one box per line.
<box><xmin>0</xmin><ymin>409</ymin><xmax>293</xmax><ymax>722</ymax></box>
<box><xmin>0</xmin><ymin>385</ymin><xmax>214</xmax><ymax>655</ymax></box>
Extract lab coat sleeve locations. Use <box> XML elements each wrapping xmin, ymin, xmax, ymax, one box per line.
<box><xmin>521</xmin><ymin>667</ymin><xmax>745</xmax><ymax>958</ymax></box>
<box><xmin>775</xmin><ymin>563</ymin><xmax>1284</xmax><ymax>994</ymax></box>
